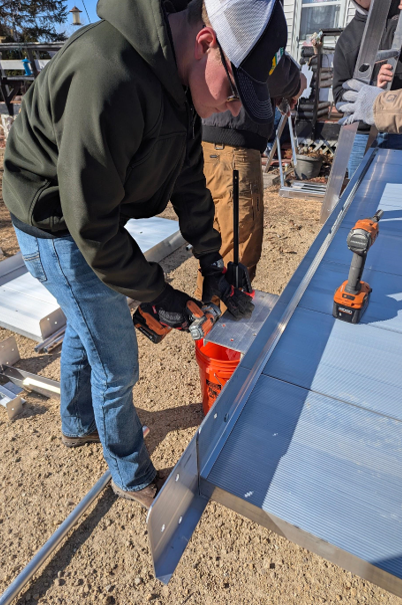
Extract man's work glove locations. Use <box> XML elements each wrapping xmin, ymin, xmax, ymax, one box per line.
<box><xmin>199</xmin><ymin>254</ymin><xmax>255</xmax><ymax>321</ymax></box>
<box><xmin>336</xmin><ymin>79</ymin><xmax>383</xmax><ymax>126</ymax></box>
<box><xmin>149</xmin><ymin>284</ymin><xmax>202</xmax><ymax>330</ymax></box>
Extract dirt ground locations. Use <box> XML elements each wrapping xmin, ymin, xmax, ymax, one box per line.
<box><xmin>0</xmin><ymin>149</ymin><xmax>401</xmax><ymax>605</ymax></box>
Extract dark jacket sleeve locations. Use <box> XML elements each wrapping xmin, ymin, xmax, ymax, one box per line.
<box><xmin>333</xmin><ymin>30</ymin><xmax>360</xmax><ymax>105</ymax></box>
<box><xmin>170</xmin><ymin>114</ymin><xmax>222</xmax><ymax>259</ymax></box>
<box><xmin>56</xmin><ymin>61</ymin><xmax>166</xmax><ymax>303</ymax></box>
<box><xmin>269</xmin><ymin>52</ymin><xmax>301</xmax><ymax>101</ymax></box>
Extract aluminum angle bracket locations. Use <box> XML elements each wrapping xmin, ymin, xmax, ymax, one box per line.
<box><xmin>147</xmin><ymin>435</ymin><xmax>208</xmax><ymax>584</ymax></box>
<box><xmin>0</xmin><ymin>382</ymin><xmax>25</xmax><ymax>420</ymax></box>
<box><xmin>0</xmin><ymin>336</ymin><xmax>60</xmax><ymax>399</ymax></box>
<box><xmin>320</xmin><ymin>0</ymin><xmax>393</xmax><ymax>223</ymax></box>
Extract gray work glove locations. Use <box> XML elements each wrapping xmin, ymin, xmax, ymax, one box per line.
<box><xmin>336</xmin><ymin>79</ymin><xmax>382</xmax><ymax>126</ymax></box>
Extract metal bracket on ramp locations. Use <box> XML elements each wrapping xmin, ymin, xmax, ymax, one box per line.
<box><xmin>0</xmin><ymin>336</ymin><xmax>60</xmax><ymax>399</ymax></box>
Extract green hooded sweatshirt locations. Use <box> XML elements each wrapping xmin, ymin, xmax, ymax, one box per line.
<box><xmin>3</xmin><ymin>0</ymin><xmax>221</xmax><ymax>302</ymax></box>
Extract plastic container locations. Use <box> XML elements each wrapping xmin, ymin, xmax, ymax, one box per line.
<box><xmin>195</xmin><ymin>341</ymin><xmax>241</xmax><ymax>416</ymax></box>
<box><xmin>294</xmin><ymin>154</ymin><xmax>323</xmax><ymax>180</ymax></box>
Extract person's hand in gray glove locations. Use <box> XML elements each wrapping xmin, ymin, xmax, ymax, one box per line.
<box><xmin>199</xmin><ymin>254</ymin><xmax>255</xmax><ymax>321</ymax></box>
<box><xmin>336</xmin><ymin>79</ymin><xmax>383</xmax><ymax>126</ymax></box>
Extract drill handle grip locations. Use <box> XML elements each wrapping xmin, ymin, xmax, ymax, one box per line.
<box><xmin>345</xmin><ymin>251</ymin><xmax>366</xmax><ymax>294</ymax></box>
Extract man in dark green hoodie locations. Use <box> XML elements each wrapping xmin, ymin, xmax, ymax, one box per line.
<box><xmin>2</xmin><ymin>0</ymin><xmax>288</xmax><ymax>508</ymax></box>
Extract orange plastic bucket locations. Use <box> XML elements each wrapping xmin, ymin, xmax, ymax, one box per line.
<box><xmin>195</xmin><ymin>341</ymin><xmax>241</xmax><ymax>415</ymax></box>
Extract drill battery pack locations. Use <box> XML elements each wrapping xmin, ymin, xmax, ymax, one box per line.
<box><xmin>133</xmin><ymin>305</ymin><xmax>172</xmax><ymax>344</ymax></box>
<box><xmin>332</xmin><ymin>280</ymin><xmax>372</xmax><ymax>324</ymax></box>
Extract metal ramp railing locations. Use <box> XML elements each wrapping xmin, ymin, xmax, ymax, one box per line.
<box><xmin>147</xmin><ymin>147</ymin><xmax>402</xmax><ymax>598</ymax></box>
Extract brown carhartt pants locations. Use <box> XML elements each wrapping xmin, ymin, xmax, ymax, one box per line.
<box><xmin>195</xmin><ymin>141</ymin><xmax>264</xmax><ymax>301</ymax></box>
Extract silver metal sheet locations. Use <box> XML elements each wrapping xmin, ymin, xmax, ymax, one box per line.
<box><xmin>279</xmin><ymin>187</ymin><xmax>325</xmax><ymax>201</ymax></box>
<box><xmin>262</xmin><ymin>306</ymin><xmax>402</xmax><ymax>421</ymax></box>
<box><xmin>147</xmin><ymin>435</ymin><xmax>208</xmax><ymax>584</ymax></box>
<box><xmin>149</xmin><ymin>147</ymin><xmax>402</xmax><ymax>589</ymax></box>
<box><xmin>0</xmin><ymin>218</ymin><xmax>184</xmax><ymax>341</ymax></box>
<box><xmin>290</xmin><ymin>182</ymin><xmax>327</xmax><ymax>191</ymax></box>
<box><xmin>0</xmin><ymin>252</ymin><xmax>26</xmax><ymax>287</ymax></box>
<box><xmin>204</xmin><ymin>291</ymin><xmax>278</xmax><ymax>354</ymax></box>
<box><xmin>206</xmin><ymin>375</ymin><xmax>402</xmax><ymax>591</ymax></box>
<box><xmin>125</xmin><ymin>217</ymin><xmax>185</xmax><ymax>262</ymax></box>
<box><xmin>320</xmin><ymin>123</ymin><xmax>359</xmax><ymax>223</ymax></box>
<box><xmin>0</xmin><ymin>273</ymin><xmax>62</xmax><ymax>341</ymax></box>
<box><xmin>210</xmin><ymin>485</ymin><xmax>402</xmax><ymax>599</ymax></box>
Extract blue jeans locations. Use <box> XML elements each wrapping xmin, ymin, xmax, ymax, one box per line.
<box><xmin>14</xmin><ymin>227</ymin><xmax>156</xmax><ymax>492</ymax></box>
<box><xmin>347</xmin><ymin>133</ymin><xmax>369</xmax><ymax>178</ymax></box>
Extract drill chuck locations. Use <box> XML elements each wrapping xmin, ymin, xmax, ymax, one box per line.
<box><xmin>347</xmin><ymin>229</ymin><xmax>372</xmax><ymax>254</ymax></box>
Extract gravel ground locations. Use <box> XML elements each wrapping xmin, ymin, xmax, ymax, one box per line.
<box><xmin>1</xmin><ymin>150</ymin><xmax>401</xmax><ymax>605</ymax></box>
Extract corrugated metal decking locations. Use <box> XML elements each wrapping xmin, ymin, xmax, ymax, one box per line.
<box><xmin>148</xmin><ymin>149</ymin><xmax>402</xmax><ymax>596</ymax></box>
<box><xmin>207</xmin><ymin>149</ymin><xmax>402</xmax><ymax>590</ymax></box>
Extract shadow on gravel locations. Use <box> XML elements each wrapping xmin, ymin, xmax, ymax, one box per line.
<box><xmin>137</xmin><ymin>402</ymin><xmax>203</xmax><ymax>456</ymax></box>
<box><xmin>13</xmin><ymin>351</ymin><xmax>61</xmax><ymax>375</ymax></box>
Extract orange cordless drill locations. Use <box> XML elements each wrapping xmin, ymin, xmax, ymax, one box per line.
<box><xmin>333</xmin><ymin>209</ymin><xmax>383</xmax><ymax>323</ymax></box>
<box><xmin>133</xmin><ymin>300</ymin><xmax>221</xmax><ymax>344</ymax></box>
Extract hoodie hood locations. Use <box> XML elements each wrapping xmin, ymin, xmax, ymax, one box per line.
<box><xmin>350</xmin><ymin>0</ymin><xmax>401</xmax><ymax>18</ymax></box>
<box><xmin>97</xmin><ymin>0</ymin><xmax>186</xmax><ymax>107</ymax></box>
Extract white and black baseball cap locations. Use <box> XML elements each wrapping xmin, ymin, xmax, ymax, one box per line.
<box><xmin>204</xmin><ymin>0</ymin><xmax>288</xmax><ymax>124</ymax></box>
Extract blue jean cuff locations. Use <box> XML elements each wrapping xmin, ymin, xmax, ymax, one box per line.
<box><xmin>113</xmin><ymin>468</ymin><xmax>157</xmax><ymax>493</ymax></box>
<box><xmin>62</xmin><ymin>420</ymin><xmax>97</xmax><ymax>438</ymax></box>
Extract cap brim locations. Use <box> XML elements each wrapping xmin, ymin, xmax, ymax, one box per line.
<box><xmin>232</xmin><ymin>65</ymin><xmax>273</xmax><ymax>125</ymax></box>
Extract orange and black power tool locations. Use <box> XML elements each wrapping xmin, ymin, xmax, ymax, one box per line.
<box><xmin>133</xmin><ymin>300</ymin><xmax>221</xmax><ymax>344</ymax></box>
<box><xmin>333</xmin><ymin>209</ymin><xmax>383</xmax><ymax>324</ymax></box>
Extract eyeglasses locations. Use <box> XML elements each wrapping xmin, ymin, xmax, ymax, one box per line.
<box><xmin>216</xmin><ymin>40</ymin><xmax>240</xmax><ymax>103</ymax></box>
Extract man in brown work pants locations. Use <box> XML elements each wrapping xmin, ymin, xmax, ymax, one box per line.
<box><xmin>195</xmin><ymin>56</ymin><xmax>305</xmax><ymax>303</ymax></box>
<box><xmin>194</xmin><ymin>142</ymin><xmax>263</xmax><ymax>301</ymax></box>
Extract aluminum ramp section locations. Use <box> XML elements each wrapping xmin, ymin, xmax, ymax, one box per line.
<box><xmin>0</xmin><ymin>217</ymin><xmax>184</xmax><ymax>341</ymax></box>
<box><xmin>148</xmin><ymin>148</ymin><xmax>402</xmax><ymax>596</ymax></box>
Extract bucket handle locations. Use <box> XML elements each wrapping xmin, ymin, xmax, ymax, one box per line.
<box><xmin>213</xmin><ymin>373</ymin><xmax>224</xmax><ymax>387</ymax></box>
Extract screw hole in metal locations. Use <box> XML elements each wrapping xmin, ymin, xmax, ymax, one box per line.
<box><xmin>161</xmin><ymin>524</ymin><xmax>165</xmax><ymax>533</ymax></box>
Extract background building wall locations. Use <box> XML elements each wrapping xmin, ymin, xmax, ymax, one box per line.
<box><xmin>285</xmin><ymin>0</ymin><xmax>357</xmax><ymax>58</ymax></box>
